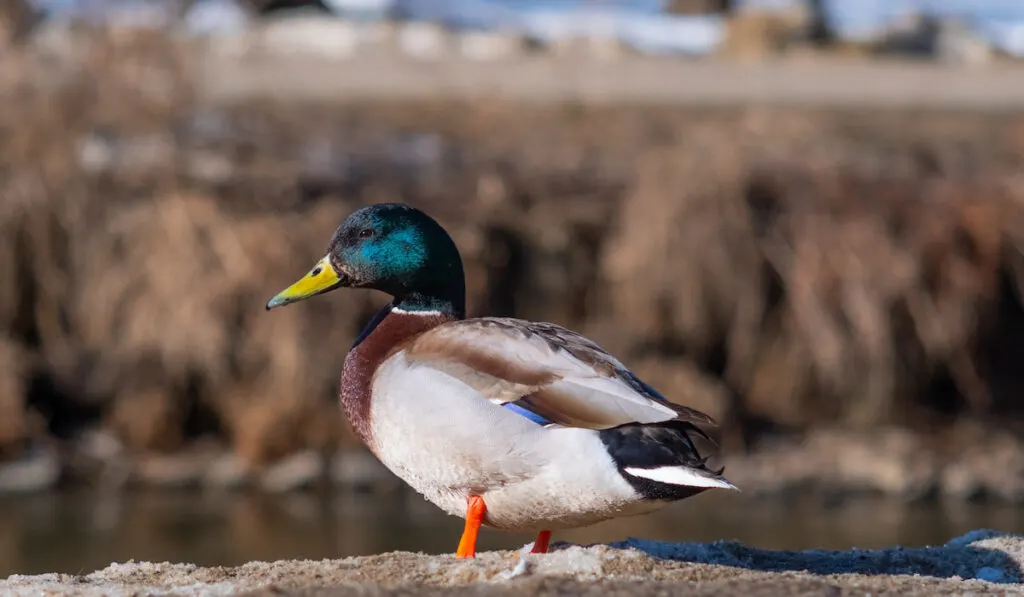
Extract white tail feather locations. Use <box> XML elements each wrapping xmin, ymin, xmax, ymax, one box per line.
<box><xmin>624</xmin><ymin>466</ymin><xmax>738</xmax><ymax>490</ymax></box>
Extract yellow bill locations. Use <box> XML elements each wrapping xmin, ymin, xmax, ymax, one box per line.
<box><xmin>266</xmin><ymin>256</ymin><xmax>345</xmax><ymax>310</ymax></box>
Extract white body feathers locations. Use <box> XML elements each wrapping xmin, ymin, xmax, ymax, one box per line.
<box><xmin>370</xmin><ymin>352</ymin><xmax>668</xmax><ymax>531</ymax></box>
<box><xmin>362</xmin><ymin>316</ymin><xmax>736</xmax><ymax>532</ymax></box>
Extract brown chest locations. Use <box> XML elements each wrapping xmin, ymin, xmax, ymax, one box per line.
<box><xmin>339</xmin><ymin>306</ymin><xmax>455</xmax><ymax>450</ymax></box>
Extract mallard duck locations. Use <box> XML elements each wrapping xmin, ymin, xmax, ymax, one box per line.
<box><xmin>266</xmin><ymin>203</ymin><xmax>736</xmax><ymax>558</ymax></box>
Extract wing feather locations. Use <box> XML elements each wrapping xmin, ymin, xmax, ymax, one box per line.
<box><xmin>403</xmin><ymin>317</ymin><xmax>717</xmax><ymax>432</ymax></box>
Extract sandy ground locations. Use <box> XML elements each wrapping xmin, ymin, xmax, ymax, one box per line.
<box><xmin>4</xmin><ymin>530</ymin><xmax>1023</xmax><ymax>597</ymax></box>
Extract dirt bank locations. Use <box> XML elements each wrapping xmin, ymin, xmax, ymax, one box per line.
<box><xmin>2</xmin><ymin>530</ymin><xmax>1021</xmax><ymax>596</ymax></box>
<box><xmin>3</xmin><ymin>27</ymin><xmax>1024</xmax><ymax>497</ymax></box>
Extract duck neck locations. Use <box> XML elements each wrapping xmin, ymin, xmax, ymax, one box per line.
<box><xmin>390</xmin><ymin>271</ymin><xmax>467</xmax><ymax>322</ymax></box>
<box><xmin>340</xmin><ymin>301</ymin><xmax>458</xmax><ymax>450</ymax></box>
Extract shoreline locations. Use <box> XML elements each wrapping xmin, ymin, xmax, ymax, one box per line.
<box><xmin>3</xmin><ymin>424</ymin><xmax>1022</xmax><ymax>504</ymax></box>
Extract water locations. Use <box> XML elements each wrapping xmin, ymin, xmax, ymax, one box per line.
<box><xmin>2</xmin><ymin>488</ymin><xmax>1023</xmax><ymax>578</ymax></box>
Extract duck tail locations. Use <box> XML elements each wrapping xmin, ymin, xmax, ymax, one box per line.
<box><xmin>598</xmin><ymin>420</ymin><xmax>739</xmax><ymax>501</ymax></box>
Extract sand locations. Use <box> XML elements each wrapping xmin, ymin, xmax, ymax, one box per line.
<box><xmin>3</xmin><ymin>529</ymin><xmax>1023</xmax><ymax>596</ymax></box>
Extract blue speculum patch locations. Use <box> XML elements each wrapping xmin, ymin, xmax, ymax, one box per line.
<box><xmin>502</xmin><ymin>401</ymin><xmax>553</xmax><ymax>426</ymax></box>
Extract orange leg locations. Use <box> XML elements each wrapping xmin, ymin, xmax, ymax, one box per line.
<box><xmin>456</xmin><ymin>495</ymin><xmax>487</xmax><ymax>558</ymax></box>
<box><xmin>530</xmin><ymin>530</ymin><xmax>552</xmax><ymax>554</ymax></box>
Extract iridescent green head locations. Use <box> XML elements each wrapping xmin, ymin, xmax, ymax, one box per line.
<box><xmin>266</xmin><ymin>203</ymin><xmax>466</xmax><ymax>316</ymax></box>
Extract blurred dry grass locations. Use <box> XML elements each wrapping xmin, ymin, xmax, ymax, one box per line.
<box><xmin>1</xmin><ymin>23</ymin><xmax>1024</xmax><ymax>468</ymax></box>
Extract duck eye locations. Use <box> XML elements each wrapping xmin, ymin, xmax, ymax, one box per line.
<box><xmin>358</xmin><ymin>229</ymin><xmax>374</xmax><ymax>239</ymax></box>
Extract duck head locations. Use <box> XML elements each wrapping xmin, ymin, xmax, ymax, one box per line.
<box><xmin>266</xmin><ymin>203</ymin><xmax>466</xmax><ymax>317</ymax></box>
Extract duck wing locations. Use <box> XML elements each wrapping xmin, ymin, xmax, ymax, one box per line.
<box><xmin>402</xmin><ymin>317</ymin><xmax>718</xmax><ymax>434</ymax></box>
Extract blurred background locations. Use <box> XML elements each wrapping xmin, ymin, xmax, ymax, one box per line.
<box><xmin>3</xmin><ymin>0</ymin><xmax>1024</xmax><ymax>578</ymax></box>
